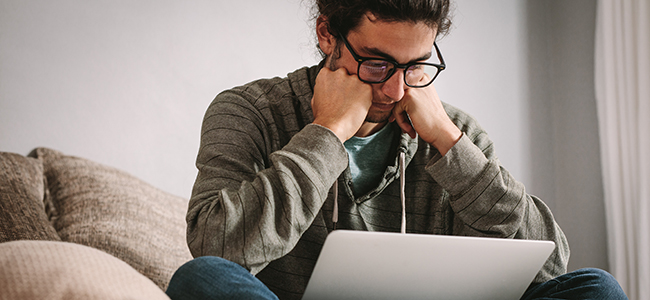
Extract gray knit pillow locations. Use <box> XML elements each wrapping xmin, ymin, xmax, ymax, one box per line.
<box><xmin>29</xmin><ymin>147</ymin><xmax>193</xmax><ymax>291</ymax></box>
<box><xmin>0</xmin><ymin>151</ymin><xmax>60</xmax><ymax>242</ymax></box>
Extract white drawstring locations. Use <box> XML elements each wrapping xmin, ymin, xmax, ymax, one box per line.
<box><xmin>399</xmin><ymin>152</ymin><xmax>406</xmax><ymax>234</ymax></box>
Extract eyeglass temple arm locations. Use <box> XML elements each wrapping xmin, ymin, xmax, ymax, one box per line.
<box><xmin>433</xmin><ymin>42</ymin><xmax>446</xmax><ymax>70</ymax></box>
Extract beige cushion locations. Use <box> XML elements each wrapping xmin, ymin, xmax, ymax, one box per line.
<box><xmin>0</xmin><ymin>240</ymin><xmax>170</xmax><ymax>300</ymax></box>
<box><xmin>29</xmin><ymin>147</ymin><xmax>193</xmax><ymax>290</ymax></box>
<box><xmin>0</xmin><ymin>151</ymin><xmax>60</xmax><ymax>242</ymax></box>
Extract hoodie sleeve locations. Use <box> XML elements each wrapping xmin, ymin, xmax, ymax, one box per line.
<box><xmin>186</xmin><ymin>90</ymin><xmax>348</xmax><ymax>275</ymax></box>
<box><xmin>424</xmin><ymin>105</ymin><xmax>570</xmax><ymax>283</ymax></box>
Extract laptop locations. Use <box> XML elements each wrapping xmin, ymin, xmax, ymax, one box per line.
<box><xmin>302</xmin><ymin>230</ymin><xmax>555</xmax><ymax>300</ymax></box>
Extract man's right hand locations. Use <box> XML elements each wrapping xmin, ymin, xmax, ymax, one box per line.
<box><xmin>311</xmin><ymin>67</ymin><xmax>373</xmax><ymax>142</ymax></box>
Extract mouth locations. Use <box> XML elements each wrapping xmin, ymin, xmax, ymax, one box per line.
<box><xmin>371</xmin><ymin>102</ymin><xmax>396</xmax><ymax>111</ymax></box>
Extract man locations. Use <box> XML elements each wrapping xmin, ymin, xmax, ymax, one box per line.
<box><xmin>166</xmin><ymin>0</ymin><xmax>627</xmax><ymax>299</ymax></box>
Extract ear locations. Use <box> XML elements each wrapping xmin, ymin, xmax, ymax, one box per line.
<box><xmin>316</xmin><ymin>15</ymin><xmax>337</xmax><ymax>56</ymax></box>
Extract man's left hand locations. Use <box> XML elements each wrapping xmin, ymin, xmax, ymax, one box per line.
<box><xmin>390</xmin><ymin>76</ymin><xmax>462</xmax><ymax>156</ymax></box>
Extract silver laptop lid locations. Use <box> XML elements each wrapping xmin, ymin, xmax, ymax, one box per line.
<box><xmin>302</xmin><ymin>230</ymin><xmax>555</xmax><ymax>300</ymax></box>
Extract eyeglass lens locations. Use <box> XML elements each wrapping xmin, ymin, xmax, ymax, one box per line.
<box><xmin>358</xmin><ymin>60</ymin><xmax>439</xmax><ymax>87</ymax></box>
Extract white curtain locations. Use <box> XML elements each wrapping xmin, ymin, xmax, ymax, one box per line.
<box><xmin>595</xmin><ymin>0</ymin><xmax>650</xmax><ymax>299</ymax></box>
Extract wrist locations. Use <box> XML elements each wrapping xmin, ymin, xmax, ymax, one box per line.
<box><xmin>431</xmin><ymin>126</ymin><xmax>462</xmax><ymax>156</ymax></box>
<box><xmin>311</xmin><ymin>119</ymin><xmax>347</xmax><ymax>143</ymax></box>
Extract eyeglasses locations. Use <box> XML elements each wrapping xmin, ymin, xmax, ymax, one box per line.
<box><xmin>339</xmin><ymin>33</ymin><xmax>446</xmax><ymax>88</ymax></box>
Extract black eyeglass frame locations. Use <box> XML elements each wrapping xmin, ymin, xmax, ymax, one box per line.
<box><xmin>338</xmin><ymin>33</ymin><xmax>446</xmax><ymax>88</ymax></box>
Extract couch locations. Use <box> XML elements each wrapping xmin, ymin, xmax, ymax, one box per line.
<box><xmin>0</xmin><ymin>147</ymin><xmax>195</xmax><ymax>300</ymax></box>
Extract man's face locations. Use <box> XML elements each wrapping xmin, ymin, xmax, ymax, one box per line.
<box><xmin>324</xmin><ymin>16</ymin><xmax>437</xmax><ymax>124</ymax></box>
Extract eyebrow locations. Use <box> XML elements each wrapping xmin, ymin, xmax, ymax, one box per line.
<box><xmin>360</xmin><ymin>46</ymin><xmax>433</xmax><ymax>64</ymax></box>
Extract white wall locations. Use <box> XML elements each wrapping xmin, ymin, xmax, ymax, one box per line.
<box><xmin>544</xmin><ymin>0</ymin><xmax>608</xmax><ymax>274</ymax></box>
<box><xmin>435</xmin><ymin>1</ymin><xmax>530</xmax><ymax>186</ymax></box>
<box><xmin>0</xmin><ymin>0</ymin><xmax>318</xmax><ymax>198</ymax></box>
<box><xmin>0</xmin><ymin>0</ymin><xmax>608</xmax><ymax>273</ymax></box>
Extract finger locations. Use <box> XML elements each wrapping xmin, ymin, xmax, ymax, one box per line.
<box><xmin>392</xmin><ymin>110</ymin><xmax>416</xmax><ymax>139</ymax></box>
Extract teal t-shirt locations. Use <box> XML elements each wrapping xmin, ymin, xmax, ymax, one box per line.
<box><xmin>344</xmin><ymin>123</ymin><xmax>399</xmax><ymax>198</ymax></box>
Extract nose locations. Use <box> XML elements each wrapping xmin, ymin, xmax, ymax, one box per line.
<box><xmin>381</xmin><ymin>69</ymin><xmax>407</xmax><ymax>101</ymax></box>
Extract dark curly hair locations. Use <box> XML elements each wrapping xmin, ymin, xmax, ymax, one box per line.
<box><xmin>313</xmin><ymin>0</ymin><xmax>452</xmax><ymax>40</ymax></box>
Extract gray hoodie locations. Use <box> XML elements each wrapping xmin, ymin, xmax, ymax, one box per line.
<box><xmin>187</xmin><ymin>63</ymin><xmax>570</xmax><ymax>300</ymax></box>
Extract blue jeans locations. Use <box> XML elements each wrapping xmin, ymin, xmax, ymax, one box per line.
<box><xmin>520</xmin><ymin>268</ymin><xmax>628</xmax><ymax>300</ymax></box>
<box><xmin>166</xmin><ymin>256</ymin><xmax>628</xmax><ymax>300</ymax></box>
<box><xmin>166</xmin><ymin>256</ymin><xmax>279</xmax><ymax>300</ymax></box>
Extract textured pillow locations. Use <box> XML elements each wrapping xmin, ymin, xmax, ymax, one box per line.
<box><xmin>29</xmin><ymin>147</ymin><xmax>193</xmax><ymax>290</ymax></box>
<box><xmin>0</xmin><ymin>151</ymin><xmax>60</xmax><ymax>242</ymax></box>
<box><xmin>0</xmin><ymin>240</ymin><xmax>171</xmax><ymax>300</ymax></box>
